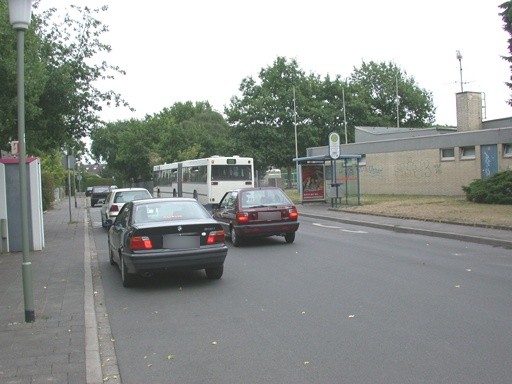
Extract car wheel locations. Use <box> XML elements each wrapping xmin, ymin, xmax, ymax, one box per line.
<box><xmin>120</xmin><ymin>254</ymin><xmax>134</xmax><ymax>287</ymax></box>
<box><xmin>205</xmin><ymin>264</ymin><xmax>223</xmax><ymax>279</ymax></box>
<box><xmin>91</xmin><ymin>199</ymin><xmax>96</xmax><ymax>207</ymax></box>
<box><xmin>285</xmin><ymin>232</ymin><xmax>295</xmax><ymax>243</ymax></box>
<box><xmin>230</xmin><ymin>227</ymin><xmax>241</xmax><ymax>247</ymax></box>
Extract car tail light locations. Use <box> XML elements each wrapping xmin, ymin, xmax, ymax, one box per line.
<box><xmin>236</xmin><ymin>212</ymin><xmax>249</xmax><ymax>223</ymax></box>
<box><xmin>207</xmin><ymin>230</ymin><xmax>225</xmax><ymax>244</ymax></box>
<box><xmin>130</xmin><ymin>236</ymin><xmax>153</xmax><ymax>250</ymax></box>
<box><xmin>288</xmin><ymin>208</ymin><xmax>298</xmax><ymax>220</ymax></box>
<box><xmin>109</xmin><ymin>205</ymin><xmax>119</xmax><ymax>213</ymax></box>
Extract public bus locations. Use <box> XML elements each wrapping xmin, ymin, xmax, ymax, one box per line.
<box><xmin>152</xmin><ymin>156</ymin><xmax>254</xmax><ymax>209</ymax></box>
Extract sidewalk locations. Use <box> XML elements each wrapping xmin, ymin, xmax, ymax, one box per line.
<box><xmin>0</xmin><ymin>196</ymin><xmax>114</xmax><ymax>384</ymax></box>
<box><xmin>0</xmin><ymin>197</ymin><xmax>510</xmax><ymax>384</ymax></box>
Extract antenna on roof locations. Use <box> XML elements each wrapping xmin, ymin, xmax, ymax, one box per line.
<box><xmin>456</xmin><ymin>50</ymin><xmax>464</xmax><ymax>92</ymax></box>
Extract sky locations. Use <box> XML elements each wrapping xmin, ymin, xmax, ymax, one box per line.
<box><xmin>38</xmin><ymin>0</ymin><xmax>511</xmax><ymax>127</ymax></box>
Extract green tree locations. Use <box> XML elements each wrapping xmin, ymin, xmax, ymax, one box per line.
<box><xmin>0</xmin><ymin>1</ymin><xmax>131</xmax><ymax>157</ymax></box>
<box><xmin>500</xmin><ymin>1</ymin><xmax>512</xmax><ymax>106</ymax></box>
<box><xmin>348</xmin><ymin>61</ymin><xmax>435</xmax><ymax>127</ymax></box>
<box><xmin>90</xmin><ymin>119</ymin><xmax>151</xmax><ymax>183</ymax></box>
<box><xmin>90</xmin><ymin>101</ymin><xmax>231</xmax><ymax>184</ymax></box>
<box><xmin>33</xmin><ymin>4</ymin><xmax>132</xmax><ymax>150</ymax></box>
<box><xmin>225</xmin><ymin>57</ymin><xmax>436</xmax><ymax>181</ymax></box>
<box><xmin>154</xmin><ymin>101</ymin><xmax>232</xmax><ymax>164</ymax></box>
<box><xmin>0</xmin><ymin>0</ymin><xmax>47</xmax><ymax>151</ymax></box>
<box><xmin>225</xmin><ymin>57</ymin><xmax>314</xmax><ymax>176</ymax></box>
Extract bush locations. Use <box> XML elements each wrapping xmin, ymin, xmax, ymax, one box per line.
<box><xmin>41</xmin><ymin>171</ymin><xmax>56</xmax><ymax>211</ymax></box>
<box><xmin>462</xmin><ymin>170</ymin><xmax>512</xmax><ymax>204</ymax></box>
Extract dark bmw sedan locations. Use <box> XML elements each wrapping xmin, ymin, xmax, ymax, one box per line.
<box><xmin>211</xmin><ymin>187</ymin><xmax>299</xmax><ymax>246</ymax></box>
<box><xmin>107</xmin><ymin>198</ymin><xmax>228</xmax><ymax>287</ymax></box>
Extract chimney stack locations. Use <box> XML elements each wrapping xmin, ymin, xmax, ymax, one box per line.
<box><xmin>456</xmin><ymin>91</ymin><xmax>482</xmax><ymax>131</ymax></box>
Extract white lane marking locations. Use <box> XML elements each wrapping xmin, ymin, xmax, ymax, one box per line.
<box><xmin>313</xmin><ymin>223</ymin><xmax>342</xmax><ymax>229</ymax></box>
<box><xmin>341</xmin><ymin>229</ymin><xmax>368</xmax><ymax>234</ymax></box>
<box><xmin>313</xmin><ymin>222</ymin><xmax>368</xmax><ymax>234</ymax></box>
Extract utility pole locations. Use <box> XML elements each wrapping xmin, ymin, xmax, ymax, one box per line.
<box><xmin>342</xmin><ymin>87</ymin><xmax>348</xmax><ymax>144</ymax></box>
<box><xmin>293</xmin><ymin>86</ymin><xmax>299</xmax><ymax>192</ymax></box>
<box><xmin>395</xmin><ymin>73</ymin><xmax>400</xmax><ymax>128</ymax></box>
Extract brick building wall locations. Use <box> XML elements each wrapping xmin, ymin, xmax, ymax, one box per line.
<box><xmin>359</xmin><ymin>144</ymin><xmax>512</xmax><ymax>196</ymax></box>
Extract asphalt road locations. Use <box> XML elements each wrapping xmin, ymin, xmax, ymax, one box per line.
<box><xmin>91</xmin><ymin>209</ymin><xmax>512</xmax><ymax>384</ymax></box>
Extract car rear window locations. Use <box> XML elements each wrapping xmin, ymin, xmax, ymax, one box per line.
<box><xmin>133</xmin><ymin>201</ymin><xmax>211</xmax><ymax>223</ymax></box>
<box><xmin>114</xmin><ymin>190</ymin><xmax>151</xmax><ymax>203</ymax></box>
<box><xmin>241</xmin><ymin>189</ymin><xmax>291</xmax><ymax>208</ymax></box>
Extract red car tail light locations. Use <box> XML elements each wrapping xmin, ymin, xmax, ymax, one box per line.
<box><xmin>288</xmin><ymin>208</ymin><xmax>298</xmax><ymax>220</ymax></box>
<box><xmin>207</xmin><ymin>230</ymin><xmax>225</xmax><ymax>244</ymax></box>
<box><xmin>109</xmin><ymin>205</ymin><xmax>119</xmax><ymax>213</ymax></box>
<box><xmin>129</xmin><ymin>236</ymin><xmax>153</xmax><ymax>250</ymax></box>
<box><xmin>236</xmin><ymin>212</ymin><xmax>249</xmax><ymax>223</ymax></box>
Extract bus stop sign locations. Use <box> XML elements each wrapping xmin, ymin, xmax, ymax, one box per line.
<box><xmin>329</xmin><ymin>132</ymin><xmax>340</xmax><ymax>159</ymax></box>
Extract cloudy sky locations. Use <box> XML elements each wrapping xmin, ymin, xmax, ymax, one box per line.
<box><xmin>38</xmin><ymin>0</ymin><xmax>510</xmax><ymax>126</ymax></box>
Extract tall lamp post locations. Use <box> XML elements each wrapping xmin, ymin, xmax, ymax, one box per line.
<box><xmin>9</xmin><ymin>0</ymin><xmax>35</xmax><ymax>323</ymax></box>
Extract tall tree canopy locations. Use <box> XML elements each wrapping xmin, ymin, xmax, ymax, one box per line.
<box><xmin>224</xmin><ymin>57</ymin><xmax>436</xmax><ymax>175</ymax></box>
<box><xmin>349</xmin><ymin>61</ymin><xmax>435</xmax><ymax>127</ymax></box>
<box><xmin>500</xmin><ymin>1</ymin><xmax>512</xmax><ymax>106</ymax></box>
<box><xmin>0</xmin><ymin>0</ymin><xmax>130</xmax><ymax>157</ymax></box>
<box><xmin>224</xmin><ymin>57</ymin><xmax>312</xmax><ymax>175</ymax></box>
<box><xmin>90</xmin><ymin>101</ymin><xmax>231</xmax><ymax>184</ymax></box>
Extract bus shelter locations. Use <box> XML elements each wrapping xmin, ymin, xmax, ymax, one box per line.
<box><xmin>293</xmin><ymin>154</ymin><xmax>361</xmax><ymax>207</ymax></box>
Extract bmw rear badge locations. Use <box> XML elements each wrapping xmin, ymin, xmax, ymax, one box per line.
<box><xmin>177</xmin><ymin>226</ymin><xmax>182</xmax><ymax>232</ymax></box>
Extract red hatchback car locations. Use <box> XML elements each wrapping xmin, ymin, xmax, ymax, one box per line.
<box><xmin>212</xmin><ymin>187</ymin><xmax>299</xmax><ymax>246</ymax></box>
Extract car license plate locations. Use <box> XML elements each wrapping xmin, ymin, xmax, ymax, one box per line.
<box><xmin>163</xmin><ymin>235</ymin><xmax>199</xmax><ymax>249</ymax></box>
<box><xmin>258</xmin><ymin>212</ymin><xmax>281</xmax><ymax>220</ymax></box>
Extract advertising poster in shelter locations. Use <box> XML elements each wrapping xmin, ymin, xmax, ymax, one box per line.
<box><xmin>301</xmin><ymin>164</ymin><xmax>324</xmax><ymax>201</ymax></box>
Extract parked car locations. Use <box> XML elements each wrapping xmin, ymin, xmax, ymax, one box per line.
<box><xmin>211</xmin><ymin>186</ymin><xmax>299</xmax><ymax>246</ymax></box>
<box><xmin>100</xmin><ymin>188</ymin><xmax>152</xmax><ymax>228</ymax></box>
<box><xmin>107</xmin><ymin>198</ymin><xmax>228</xmax><ymax>287</ymax></box>
<box><xmin>85</xmin><ymin>187</ymin><xmax>93</xmax><ymax>197</ymax></box>
<box><xmin>90</xmin><ymin>186</ymin><xmax>111</xmax><ymax>207</ymax></box>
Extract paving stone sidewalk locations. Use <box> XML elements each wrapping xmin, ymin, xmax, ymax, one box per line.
<box><xmin>0</xmin><ymin>196</ymin><xmax>100</xmax><ymax>384</ymax></box>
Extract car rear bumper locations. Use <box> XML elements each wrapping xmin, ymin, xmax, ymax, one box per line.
<box><xmin>122</xmin><ymin>246</ymin><xmax>228</xmax><ymax>274</ymax></box>
<box><xmin>235</xmin><ymin>222</ymin><xmax>299</xmax><ymax>237</ymax></box>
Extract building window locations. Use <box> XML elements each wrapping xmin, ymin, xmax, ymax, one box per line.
<box><xmin>504</xmin><ymin>143</ymin><xmax>512</xmax><ymax>157</ymax></box>
<box><xmin>358</xmin><ymin>154</ymin><xmax>366</xmax><ymax>166</ymax></box>
<box><xmin>441</xmin><ymin>148</ymin><xmax>455</xmax><ymax>161</ymax></box>
<box><xmin>460</xmin><ymin>146</ymin><xmax>476</xmax><ymax>159</ymax></box>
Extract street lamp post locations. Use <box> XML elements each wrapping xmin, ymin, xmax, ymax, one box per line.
<box><xmin>9</xmin><ymin>0</ymin><xmax>35</xmax><ymax>323</ymax></box>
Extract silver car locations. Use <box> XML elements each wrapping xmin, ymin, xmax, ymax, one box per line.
<box><xmin>100</xmin><ymin>188</ymin><xmax>152</xmax><ymax>228</ymax></box>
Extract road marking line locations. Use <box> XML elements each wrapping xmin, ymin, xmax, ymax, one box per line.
<box><xmin>313</xmin><ymin>223</ymin><xmax>367</xmax><ymax>233</ymax></box>
<box><xmin>313</xmin><ymin>223</ymin><xmax>342</xmax><ymax>229</ymax></box>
